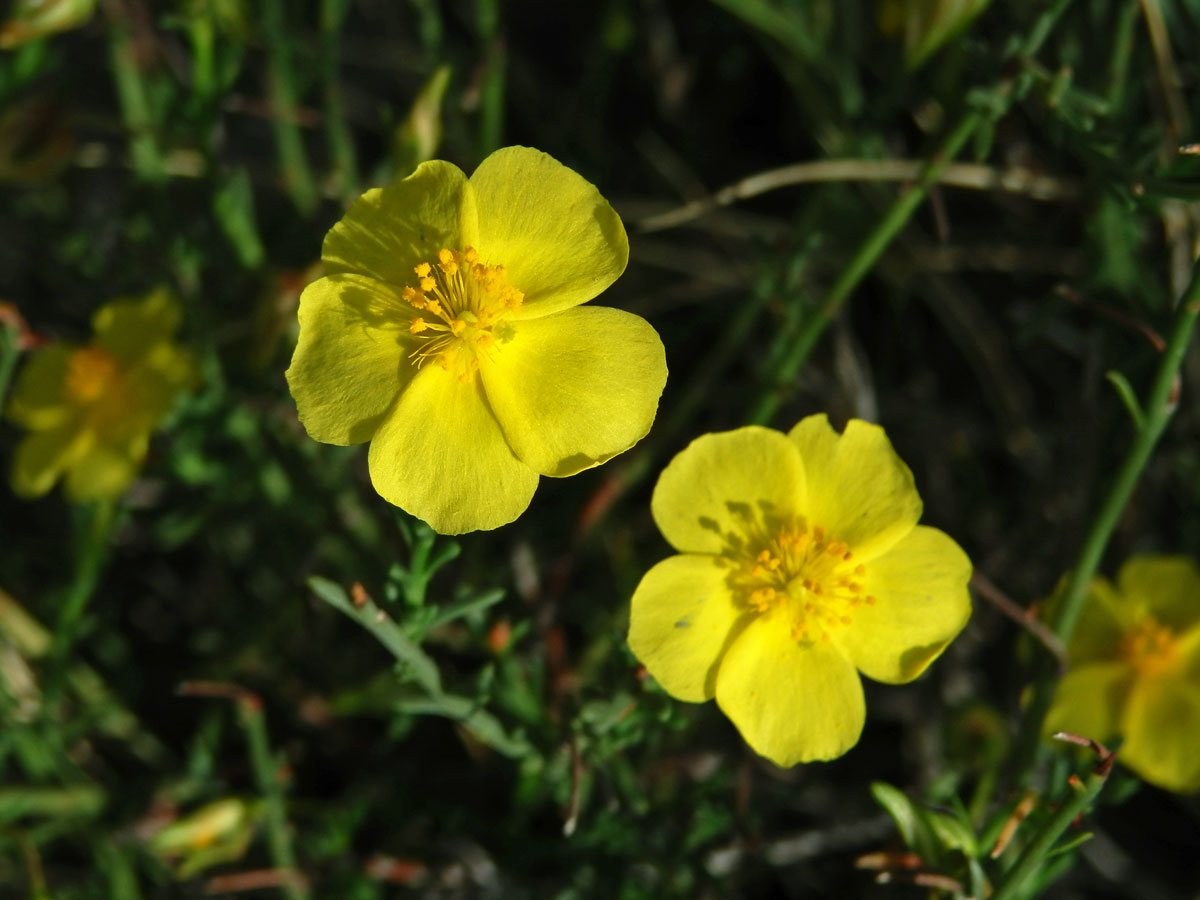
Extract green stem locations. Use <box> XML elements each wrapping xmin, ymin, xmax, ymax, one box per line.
<box><xmin>187</xmin><ymin>12</ymin><xmax>216</xmax><ymax>108</ymax></box>
<box><xmin>990</xmin><ymin>760</ymin><xmax>1110</xmax><ymax>900</ymax></box>
<box><xmin>0</xmin><ymin>321</ymin><xmax>21</xmax><ymax>412</ymax></box>
<box><xmin>320</xmin><ymin>0</ymin><xmax>357</xmax><ymax>197</ymax></box>
<box><xmin>49</xmin><ymin>500</ymin><xmax>118</xmax><ymax>669</ymax></box>
<box><xmin>708</xmin><ymin>0</ymin><xmax>817</xmax><ymax>63</ymax></box>
<box><xmin>1104</xmin><ymin>0</ymin><xmax>1140</xmax><ymax>111</ymax></box>
<box><xmin>1013</xmin><ymin>255</ymin><xmax>1200</xmax><ymax>771</ymax></box>
<box><xmin>262</xmin><ymin>0</ymin><xmax>318</xmax><ymax>216</ymax></box>
<box><xmin>746</xmin><ymin>0</ymin><xmax>1077</xmax><ymax>426</ymax></box>
<box><xmin>238</xmin><ymin>697</ymin><xmax>308</xmax><ymax>900</ymax></box>
<box><xmin>108</xmin><ymin>24</ymin><xmax>164</xmax><ymax>182</ymax></box>
<box><xmin>748</xmin><ymin>110</ymin><xmax>980</xmax><ymax>425</ymax></box>
<box><xmin>475</xmin><ymin>0</ymin><xmax>505</xmax><ymax>156</ymax></box>
<box><xmin>1054</xmin><ymin>292</ymin><xmax>1200</xmax><ymax>645</ymax></box>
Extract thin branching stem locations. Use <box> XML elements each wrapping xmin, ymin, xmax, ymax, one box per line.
<box><xmin>1013</xmin><ymin>252</ymin><xmax>1200</xmax><ymax>771</ymax></box>
<box><xmin>637</xmin><ymin>160</ymin><xmax>1080</xmax><ymax>233</ymax></box>
<box><xmin>262</xmin><ymin>0</ymin><xmax>318</xmax><ymax>215</ymax></box>
<box><xmin>179</xmin><ymin>683</ymin><xmax>310</xmax><ymax>900</ymax></box>
<box><xmin>747</xmin><ymin>0</ymin><xmax>1077</xmax><ymax>426</ymax></box>
<box><xmin>991</xmin><ymin>738</ymin><xmax>1113</xmax><ymax>900</ymax></box>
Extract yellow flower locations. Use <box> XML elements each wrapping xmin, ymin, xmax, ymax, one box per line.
<box><xmin>285</xmin><ymin>146</ymin><xmax>667</xmax><ymax>534</ymax></box>
<box><xmin>5</xmin><ymin>288</ymin><xmax>196</xmax><ymax>502</ymax></box>
<box><xmin>1046</xmin><ymin>555</ymin><xmax>1200</xmax><ymax>793</ymax></box>
<box><xmin>627</xmin><ymin>416</ymin><xmax>972</xmax><ymax>766</ymax></box>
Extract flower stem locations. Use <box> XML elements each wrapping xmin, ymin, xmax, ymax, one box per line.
<box><xmin>108</xmin><ymin>21</ymin><xmax>164</xmax><ymax>182</ymax></box>
<box><xmin>179</xmin><ymin>683</ymin><xmax>309</xmax><ymax>900</ymax></box>
<box><xmin>990</xmin><ymin>758</ymin><xmax>1110</xmax><ymax>900</ymax></box>
<box><xmin>1014</xmin><ymin>252</ymin><xmax>1200</xmax><ymax>771</ymax></box>
<box><xmin>239</xmin><ymin>698</ymin><xmax>309</xmax><ymax>900</ymax></box>
<box><xmin>0</xmin><ymin>319</ymin><xmax>20</xmax><ymax>412</ymax></box>
<box><xmin>747</xmin><ymin>0</ymin><xmax>1077</xmax><ymax>426</ymax></box>
<box><xmin>48</xmin><ymin>500</ymin><xmax>118</xmax><ymax>671</ymax></box>
<box><xmin>747</xmin><ymin>110</ymin><xmax>980</xmax><ymax>426</ymax></box>
<box><xmin>475</xmin><ymin>0</ymin><xmax>506</xmax><ymax>156</ymax></box>
<box><xmin>262</xmin><ymin>0</ymin><xmax>318</xmax><ymax>216</ymax></box>
<box><xmin>319</xmin><ymin>0</ymin><xmax>358</xmax><ymax>198</ymax></box>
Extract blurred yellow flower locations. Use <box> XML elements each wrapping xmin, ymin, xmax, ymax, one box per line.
<box><xmin>628</xmin><ymin>416</ymin><xmax>972</xmax><ymax>766</ymax></box>
<box><xmin>286</xmin><ymin>146</ymin><xmax>667</xmax><ymax>534</ymax></box>
<box><xmin>1047</xmin><ymin>555</ymin><xmax>1200</xmax><ymax>793</ymax></box>
<box><xmin>5</xmin><ymin>288</ymin><xmax>196</xmax><ymax>502</ymax></box>
<box><xmin>149</xmin><ymin>797</ymin><xmax>262</xmax><ymax>879</ymax></box>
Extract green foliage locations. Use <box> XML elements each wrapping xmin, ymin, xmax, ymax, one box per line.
<box><xmin>2</xmin><ymin>0</ymin><xmax>1200</xmax><ymax>897</ymax></box>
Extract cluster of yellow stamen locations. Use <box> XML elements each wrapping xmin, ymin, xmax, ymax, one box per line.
<box><xmin>730</xmin><ymin>522</ymin><xmax>875</xmax><ymax>645</ymax></box>
<box><xmin>1119</xmin><ymin>615</ymin><xmax>1178</xmax><ymax>678</ymax></box>
<box><xmin>401</xmin><ymin>247</ymin><xmax>524</xmax><ymax>383</ymax></box>
<box><xmin>65</xmin><ymin>346</ymin><xmax>120</xmax><ymax>403</ymax></box>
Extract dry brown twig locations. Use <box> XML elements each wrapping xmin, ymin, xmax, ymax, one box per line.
<box><xmin>637</xmin><ymin>159</ymin><xmax>1082</xmax><ymax>233</ymax></box>
<box><xmin>970</xmin><ymin>572</ymin><xmax>1068</xmax><ymax>671</ymax></box>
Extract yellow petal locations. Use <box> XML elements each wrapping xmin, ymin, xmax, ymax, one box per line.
<box><xmin>715</xmin><ymin>615</ymin><xmax>865</xmax><ymax>765</ymax></box>
<box><xmin>834</xmin><ymin>525</ymin><xmax>972</xmax><ymax>684</ymax></box>
<box><xmin>5</xmin><ymin>343</ymin><xmax>75</xmax><ymax>430</ymax></box>
<box><xmin>10</xmin><ymin>422</ymin><xmax>86</xmax><ymax>498</ymax></box>
<box><xmin>627</xmin><ymin>554</ymin><xmax>746</xmax><ymax>702</ymax></box>
<box><xmin>1065</xmin><ymin>577</ymin><xmax>1125</xmax><ymax>664</ymax></box>
<box><xmin>1116</xmin><ymin>555</ymin><xmax>1200</xmax><ymax>632</ymax></box>
<box><xmin>470</xmin><ymin>147</ymin><xmax>628</xmax><ymax>319</ymax></box>
<box><xmin>480</xmin><ymin>306</ymin><xmax>666</xmax><ymax>477</ymax></box>
<box><xmin>92</xmin><ymin>287</ymin><xmax>183</xmax><ymax>365</ymax></box>
<box><xmin>64</xmin><ymin>434</ymin><xmax>148</xmax><ymax>502</ymax></box>
<box><xmin>651</xmin><ymin>426</ymin><xmax>806</xmax><ymax>555</ymax></box>
<box><xmin>1178</xmin><ymin>624</ymin><xmax>1200</xmax><ymax>680</ymax></box>
<box><xmin>1044</xmin><ymin>660</ymin><xmax>1132</xmax><ymax>745</ymax></box>
<box><xmin>123</xmin><ymin>341</ymin><xmax>198</xmax><ymax>428</ymax></box>
<box><xmin>286</xmin><ymin>274</ymin><xmax>414</xmax><ymax>445</ymax></box>
<box><xmin>366</xmin><ymin>365</ymin><xmax>538</xmax><ymax>534</ymax></box>
<box><xmin>322</xmin><ymin>160</ymin><xmax>479</xmax><ymax>287</ymax></box>
<box><xmin>787</xmin><ymin>414</ymin><xmax>921</xmax><ymax>560</ymax></box>
<box><xmin>1120</xmin><ymin>675</ymin><xmax>1200</xmax><ymax>793</ymax></box>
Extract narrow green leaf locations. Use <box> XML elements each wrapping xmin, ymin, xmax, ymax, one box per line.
<box><xmin>213</xmin><ymin>168</ymin><xmax>265</xmax><ymax>269</ymax></box>
<box><xmin>1104</xmin><ymin>370</ymin><xmax>1144</xmax><ymax>431</ymax></box>
<box><xmin>308</xmin><ymin>576</ymin><xmax>442</xmax><ymax>696</ymax></box>
<box><xmin>870</xmin><ymin>782</ymin><xmax>942</xmax><ymax>865</ymax></box>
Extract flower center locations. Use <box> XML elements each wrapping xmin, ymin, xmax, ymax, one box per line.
<box><xmin>1119</xmin><ymin>615</ymin><xmax>1178</xmax><ymax>677</ymax></box>
<box><xmin>727</xmin><ymin>522</ymin><xmax>874</xmax><ymax>645</ymax></box>
<box><xmin>65</xmin><ymin>346</ymin><xmax>120</xmax><ymax>402</ymax></box>
<box><xmin>401</xmin><ymin>247</ymin><xmax>524</xmax><ymax>383</ymax></box>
